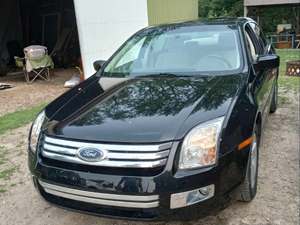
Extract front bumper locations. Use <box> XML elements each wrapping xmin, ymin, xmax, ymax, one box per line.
<box><xmin>29</xmin><ymin>141</ymin><xmax>243</xmax><ymax>220</ymax></box>
<box><xmin>38</xmin><ymin>179</ymin><xmax>160</xmax><ymax>209</ymax></box>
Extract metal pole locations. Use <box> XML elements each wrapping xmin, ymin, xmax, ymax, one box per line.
<box><xmin>292</xmin><ymin>33</ymin><xmax>295</xmax><ymax>49</ymax></box>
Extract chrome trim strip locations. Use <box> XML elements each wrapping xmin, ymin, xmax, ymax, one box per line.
<box><xmin>44</xmin><ymin>189</ymin><xmax>159</xmax><ymax>208</ymax></box>
<box><xmin>43</xmin><ymin>144</ymin><xmax>76</xmax><ymax>156</ymax></box>
<box><xmin>107</xmin><ymin>150</ymin><xmax>169</xmax><ymax>160</ymax></box>
<box><xmin>44</xmin><ymin>136</ymin><xmax>171</xmax><ymax>152</ymax></box>
<box><xmin>42</xmin><ymin>151</ymin><xmax>167</xmax><ymax>168</ymax></box>
<box><xmin>43</xmin><ymin>144</ymin><xmax>169</xmax><ymax>160</ymax></box>
<box><xmin>39</xmin><ymin>180</ymin><xmax>159</xmax><ymax>201</ymax></box>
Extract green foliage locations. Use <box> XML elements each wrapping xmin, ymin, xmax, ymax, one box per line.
<box><xmin>198</xmin><ymin>0</ymin><xmax>243</xmax><ymax>19</ymax></box>
<box><xmin>198</xmin><ymin>1</ymin><xmax>299</xmax><ymax>34</ymax></box>
<box><xmin>0</xmin><ymin>103</ymin><xmax>47</xmax><ymax>136</ymax></box>
<box><xmin>259</xmin><ymin>6</ymin><xmax>299</xmax><ymax>34</ymax></box>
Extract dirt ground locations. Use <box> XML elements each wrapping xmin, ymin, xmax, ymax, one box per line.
<box><xmin>0</xmin><ymin>87</ymin><xmax>299</xmax><ymax>225</ymax></box>
<box><xmin>0</xmin><ymin>69</ymin><xmax>75</xmax><ymax>116</ymax></box>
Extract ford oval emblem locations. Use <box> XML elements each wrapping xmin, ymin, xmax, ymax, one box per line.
<box><xmin>77</xmin><ymin>147</ymin><xmax>106</xmax><ymax>162</ymax></box>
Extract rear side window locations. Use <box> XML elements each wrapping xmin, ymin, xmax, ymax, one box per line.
<box><xmin>249</xmin><ymin>22</ymin><xmax>267</xmax><ymax>53</ymax></box>
<box><xmin>245</xmin><ymin>26</ymin><xmax>259</xmax><ymax>61</ymax></box>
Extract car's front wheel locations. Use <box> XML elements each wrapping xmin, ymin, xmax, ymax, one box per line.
<box><xmin>238</xmin><ymin>129</ymin><xmax>259</xmax><ymax>202</ymax></box>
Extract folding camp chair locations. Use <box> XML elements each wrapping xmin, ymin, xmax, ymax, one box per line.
<box><xmin>15</xmin><ymin>45</ymin><xmax>54</xmax><ymax>83</ymax></box>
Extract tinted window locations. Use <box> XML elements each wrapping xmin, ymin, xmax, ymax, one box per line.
<box><xmin>250</xmin><ymin>22</ymin><xmax>268</xmax><ymax>53</ymax></box>
<box><xmin>103</xmin><ymin>25</ymin><xmax>242</xmax><ymax>77</ymax></box>
<box><xmin>245</xmin><ymin>26</ymin><xmax>259</xmax><ymax>61</ymax></box>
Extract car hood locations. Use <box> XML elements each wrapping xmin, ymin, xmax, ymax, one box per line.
<box><xmin>44</xmin><ymin>74</ymin><xmax>243</xmax><ymax>143</ymax></box>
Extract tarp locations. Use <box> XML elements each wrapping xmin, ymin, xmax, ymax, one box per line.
<box><xmin>0</xmin><ymin>0</ymin><xmax>23</xmax><ymax>73</ymax></box>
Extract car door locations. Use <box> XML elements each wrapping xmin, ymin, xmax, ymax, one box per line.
<box><xmin>244</xmin><ymin>23</ymin><xmax>271</xmax><ymax>126</ymax></box>
<box><xmin>252</xmin><ymin>23</ymin><xmax>278</xmax><ymax>122</ymax></box>
<box><xmin>250</xmin><ymin>22</ymin><xmax>277</xmax><ymax>99</ymax></box>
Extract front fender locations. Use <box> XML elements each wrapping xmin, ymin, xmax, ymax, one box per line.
<box><xmin>219</xmin><ymin>85</ymin><xmax>259</xmax><ymax>190</ymax></box>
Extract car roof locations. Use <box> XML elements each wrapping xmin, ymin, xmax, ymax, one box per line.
<box><xmin>148</xmin><ymin>17</ymin><xmax>255</xmax><ymax>30</ymax></box>
<box><xmin>196</xmin><ymin>17</ymin><xmax>254</xmax><ymax>25</ymax></box>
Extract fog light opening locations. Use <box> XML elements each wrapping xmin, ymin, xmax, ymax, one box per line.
<box><xmin>170</xmin><ymin>185</ymin><xmax>214</xmax><ymax>209</ymax></box>
<box><xmin>199</xmin><ymin>186</ymin><xmax>211</xmax><ymax>196</ymax></box>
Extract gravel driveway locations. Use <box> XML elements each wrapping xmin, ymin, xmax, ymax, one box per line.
<box><xmin>0</xmin><ymin>69</ymin><xmax>74</xmax><ymax>116</ymax></box>
<box><xmin>0</xmin><ymin>91</ymin><xmax>299</xmax><ymax>225</ymax></box>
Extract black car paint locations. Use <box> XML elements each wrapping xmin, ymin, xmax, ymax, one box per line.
<box><xmin>44</xmin><ymin>74</ymin><xmax>242</xmax><ymax>143</ymax></box>
<box><xmin>28</xmin><ymin>18</ymin><xmax>279</xmax><ymax>220</ymax></box>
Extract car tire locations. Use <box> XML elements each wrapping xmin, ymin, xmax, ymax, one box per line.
<box><xmin>238</xmin><ymin>128</ymin><xmax>259</xmax><ymax>202</ymax></box>
<box><xmin>270</xmin><ymin>79</ymin><xmax>278</xmax><ymax>113</ymax></box>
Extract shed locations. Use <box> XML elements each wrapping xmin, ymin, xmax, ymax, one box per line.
<box><xmin>74</xmin><ymin>0</ymin><xmax>199</xmax><ymax>78</ymax></box>
<box><xmin>0</xmin><ymin>0</ymin><xmax>198</xmax><ymax>79</ymax></box>
<box><xmin>244</xmin><ymin>0</ymin><xmax>300</xmax><ymax>48</ymax></box>
<box><xmin>244</xmin><ymin>0</ymin><xmax>300</xmax><ymax>32</ymax></box>
<box><xmin>0</xmin><ymin>0</ymin><xmax>80</xmax><ymax>76</ymax></box>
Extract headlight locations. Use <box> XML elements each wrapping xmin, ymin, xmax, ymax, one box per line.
<box><xmin>179</xmin><ymin>117</ymin><xmax>224</xmax><ymax>170</ymax></box>
<box><xmin>29</xmin><ymin>111</ymin><xmax>45</xmax><ymax>153</ymax></box>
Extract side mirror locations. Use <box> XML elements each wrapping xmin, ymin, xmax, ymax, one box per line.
<box><xmin>254</xmin><ymin>54</ymin><xmax>280</xmax><ymax>71</ymax></box>
<box><xmin>93</xmin><ymin>60</ymin><xmax>106</xmax><ymax>71</ymax></box>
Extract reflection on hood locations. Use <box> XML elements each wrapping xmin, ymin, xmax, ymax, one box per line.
<box><xmin>45</xmin><ymin>75</ymin><xmax>242</xmax><ymax>142</ymax></box>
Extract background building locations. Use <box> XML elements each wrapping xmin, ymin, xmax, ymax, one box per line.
<box><xmin>74</xmin><ymin>0</ymin><xmax>198</xmax><ymax>77</ymax></box>
<box><xmin>0</xmin><ymin>0</ymin><xmax>198</xmax><ymax>78</ymax></box>
<box><xmin>244</xmin><ymin>0</ymin><xmax>300</xmax><ymax>48</ymax></box>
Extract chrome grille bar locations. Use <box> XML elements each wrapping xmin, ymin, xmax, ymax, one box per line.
<box><xmin>41</xmin><ymin>135</ymin><xmax>171</xmax><ymax>168</ymax></box>
<box><xmin>42</xmin><ymin>151</ymin><xmax>168</xmax><ymax>168</ymax></box>
<box><xmin>39</xmin><ymin>180</ymin><xmax>159</xmax><ymax>208</ymax></box>
<box><xmin>43</xmin><ymin>143</ymin><xmax>170</xmax><ymax>160</ymax></box>
<box><xmin>44</xmin><ymin>136</ymin><xmax>172</xmax><ymax>152</ymax></box>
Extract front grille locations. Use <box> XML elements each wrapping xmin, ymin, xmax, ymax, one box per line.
<box><xmin>41</xmin><ymin>135</ymin><xmax>172</xmax><ymax>169</ymax></box>
<box><xmin>39</xmin><ymin>180</ymin><xmax>159</xmax><ymax>208</ymax></box>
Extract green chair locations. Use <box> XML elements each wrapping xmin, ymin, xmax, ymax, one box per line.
<box><xmin>15</xmin><ymin>45</ymin><xmax>54</xmax><ymax>83</ymax></box>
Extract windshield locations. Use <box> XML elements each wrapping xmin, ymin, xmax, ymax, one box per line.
<box><xmin>103</xmin><ymin>25</ymin><xmax>242</xmax><ymax>77</ymax></box>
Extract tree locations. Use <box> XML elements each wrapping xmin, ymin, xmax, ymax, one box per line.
<box><xmin>198</xmin><ymin>0</ymin><xmax>300</xmax><ymax>34</ymax></box>
<box><xmin>198</xmin><ymin>0</ymin><xmax>243</xmax><ymax>19</ymax></box>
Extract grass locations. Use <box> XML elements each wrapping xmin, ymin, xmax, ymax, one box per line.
<box><xmin>0</xmin><ymin>146</ymin><xmax>8</xmax><ymax>166</ymax></box>
<box><xmin>0</xmin><ymin>103</ymin><xmax>47</xmax><ymax>136</ymax></box>
<box><xmin>278</xmin><ymin>95</ymin><xmax>290</xmax><ymax>105</ymax></box>
<box><xmin>0</xmin><ymin>167</ymin><xmax>16</xmax><ymax>180</ymax></box>
<box><xmin>276</xmin><ymin>49</ymin><xmax>300</xmax><ymax>92</ymax></box>
<box><xmin>0</xmin><ymin>145</ymin><xmax>18</xmax><ymax>182</ymax></box>
<box><xmin>0</xmin><ymin>103</ymin><xmax>48</xmax><ymax>194</ymax></box>
<box><xmin>0</xmin><ymin>146</ymin><xmax>18</xmax><ymax>194</ymax></box>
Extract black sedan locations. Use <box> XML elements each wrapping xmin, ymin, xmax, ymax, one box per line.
<box><xmin>28</xmin><ymin>17</ymin><xmax>279</xmax><ymax>220</ymax></box>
